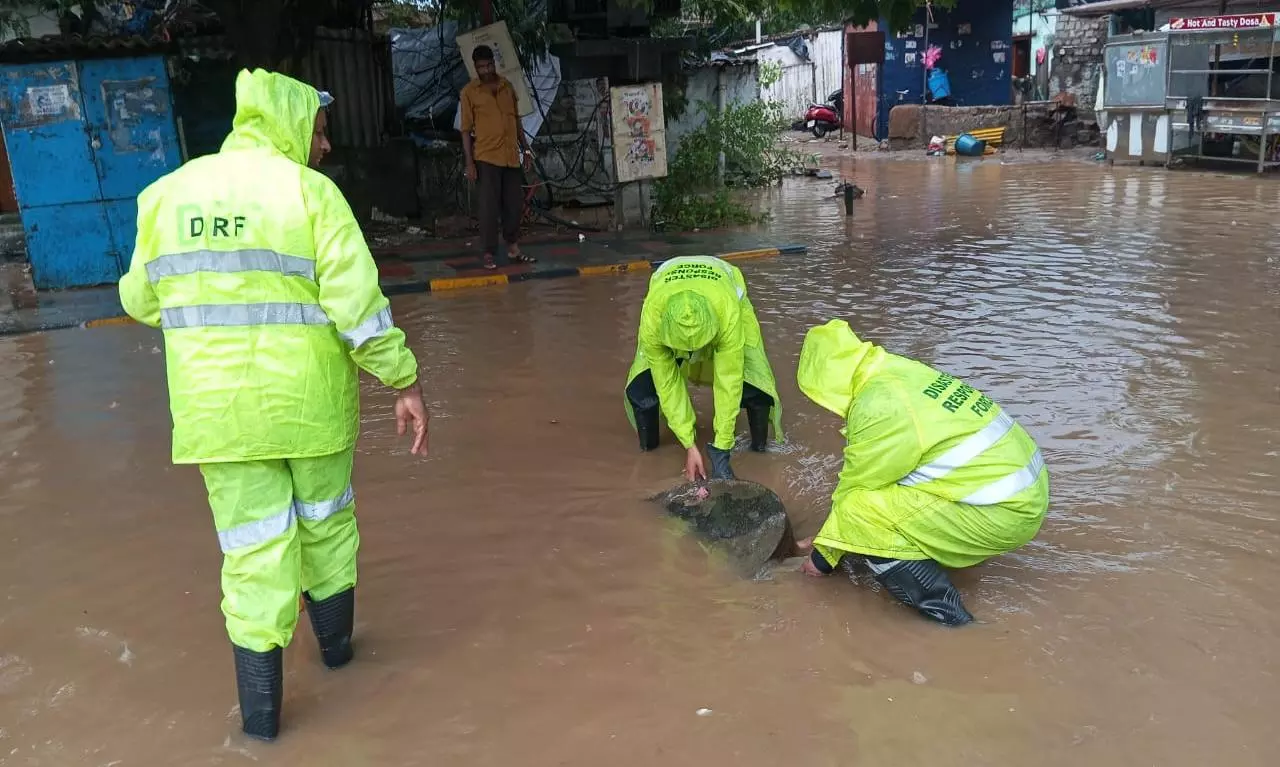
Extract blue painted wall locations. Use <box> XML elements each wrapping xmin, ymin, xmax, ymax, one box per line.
<box><xmin>0</xmin><ymin>55</ymin><xmax>181</xmax><ymax>289</ymax></box>
<box><xmin>878</xmin><ymin>0</ymin><xmax>1014</xmax><ymax>136</ymax></box>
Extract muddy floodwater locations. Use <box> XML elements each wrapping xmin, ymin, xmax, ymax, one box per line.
<box><xmin>2</xmin><ymin>157</ymin><xmax>1279</xmax><ymax>765</ymax></box>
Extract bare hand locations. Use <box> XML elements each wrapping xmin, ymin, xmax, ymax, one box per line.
<box><xmin>801</xmin><ymin>557</ymin><xmax>826</xmax><ymax>577</ymax></box>
<box><xmin>684</xmin><ymin>446</ymin><xmax>707</xmax><ymax>482</ymax></box>
<box><xmin>395</xmin><ymin>383</ymin><xmax>430</xmax><ymax>456</ymax></box>
<box><xmin>465</xmin><ymin>163</ymin><xmax>477</xmax><ymax>182</ymax></box>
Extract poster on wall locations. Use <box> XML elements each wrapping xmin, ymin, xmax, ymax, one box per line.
<box><xmin>456</xmin><ymin>20</ymin><xmax>534</xmax><ymax>115</ymax></box>
<box><xmin>610</xmin><ymin>82</ymin><xmax>668</xmax><ymax>184</ymax></box>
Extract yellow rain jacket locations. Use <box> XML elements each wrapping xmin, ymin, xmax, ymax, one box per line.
<box><xmin>119</xmin><ymin>69</ymin><xmax>418</xmax><ymax>464</ymax></box>
<box><xmin>797</xmin><ymin>320</ymin><xmax>1048</xmax><ymax>568</ymax></box>
<box><xmin>624</xmin><ymin>256</ymin><xmax>782</xmax><ymax>451</ymax></box>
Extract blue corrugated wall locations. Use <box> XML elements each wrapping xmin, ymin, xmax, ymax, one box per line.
<box><xmin>878</xmin><ymin>0</ymin><xmax>1014</xmax><ymax>136</ymax></box>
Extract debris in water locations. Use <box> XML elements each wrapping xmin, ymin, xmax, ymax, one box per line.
<box><xmin>696</xmin><ymin>708</ymin><xmax>713</xmax><ymax>716</ymax></box>
<box><xmin>912</xmin><ymin>671</ymin><xmax>928</xmax><ymax>685</ymax></box>
<box><xmin>649</xmin><ymin>479</ymin><xmax>795</xmax><ymax>578</ymax></box>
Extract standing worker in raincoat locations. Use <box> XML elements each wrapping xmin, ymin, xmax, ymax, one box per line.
<box><xmin>793</xmin><ymin>320</ymin><xmax>1048</xmax><ymax>626</ymax></box>
<box><xmin>624</xmin><ymin>256</ymin><xmax>783</xmax><ymax>481</ymax></box>
<box><xmin>119</xmin><ymin>70</ymin><xmax>430</xmax><ymax>740</ymax></box>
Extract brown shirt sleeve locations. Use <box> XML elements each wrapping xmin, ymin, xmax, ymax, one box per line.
<box><xmin>460</xmin><ymin>85</ymin><xmax>475</xmax><ymax>133</ymax></box>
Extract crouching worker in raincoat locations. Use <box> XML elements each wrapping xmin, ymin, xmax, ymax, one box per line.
<box><xmin>624</xmin><ymin>256</ymin><xmax>783</xmax><ymax>481</ymax></box>
<box><xmin>119</xmin><ymin>70</ymin><xmax>429</xmax><ymax>740</ymax></box>
<box><xmin>793</xmin><ymin>320</ymin><xmax>1048</xmax><ymax>626</ymax></box>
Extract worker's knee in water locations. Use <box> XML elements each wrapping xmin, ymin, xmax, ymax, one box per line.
<box><xmin>742</xmin><ymin>383</ymin><xmax>773</xmax><ymax>451</ymax></box>
<box><xmin>740</xmin><ymin>382</ymin><xmax>774</xmax><ymax>410</ymax></box>
<box><xmin>626</xmin><ymin>370</ymin><xmax>660</xmax><ymax>411</ymax></box>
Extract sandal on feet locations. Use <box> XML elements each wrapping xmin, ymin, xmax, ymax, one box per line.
<box><xmin>509</xmin><ymin>251</ymin><xmax>537</xmax><ymax>264</ymax></box>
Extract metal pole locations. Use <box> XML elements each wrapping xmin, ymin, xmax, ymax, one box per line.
<box><xmin>1022</xmin><ymin>2</ymin><xmax>1032</xmax><ymax>152</ymax></box>
<box><xmin>922</xmin><ymin>3</ymin><xmax>931</xmax><ymax>139</ymax></box>
<box><xmin>840</xmin><ymin>28</ymin><xmax>847</xmax><ymax>142</ymax></box>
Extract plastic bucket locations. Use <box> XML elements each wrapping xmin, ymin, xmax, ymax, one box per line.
<box><xmin>954</xmin><ymin>133</ymin><xmax>987</xmax><ymax>157</ymax></box>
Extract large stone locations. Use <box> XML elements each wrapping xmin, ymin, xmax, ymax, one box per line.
<box><xmin>650</xmin><ymin>480</ymin><xmax>794</xmax><ymax>579</ymax></box>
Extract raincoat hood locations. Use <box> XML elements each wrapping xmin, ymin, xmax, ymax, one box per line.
<box><xmin>221</xmin><ymin>69</ymin><xmax>320</xmax><ymax>165</ymax></box>
<box><xmin>797</xmin><ymin>319</ymin><xmax>885</xmax><ymax>417</ymax></box>
<box><xmin>661</xmin><ymin>292</ymin><xmax>718</xmax><ymax>352</ymax></box>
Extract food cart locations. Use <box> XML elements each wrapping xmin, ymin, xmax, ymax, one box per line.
<box><xmin>1165</xmin><ymin>12</ymin><xmax>1280</xmax><ymax>172</ymax></box>
<box><xmin>1102</xmin><ymin>32</ymin><xmax>1171</xmax><ymax>165</ymax></box>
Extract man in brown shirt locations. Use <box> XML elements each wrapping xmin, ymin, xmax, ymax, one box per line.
<box><xmin>460</xmin><ymin>45</ymin><xmax>535</xmax><ymax>270</ymax></box>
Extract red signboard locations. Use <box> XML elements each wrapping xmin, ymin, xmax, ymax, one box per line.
<box><xmin>1169</xmin><ymin>13</ymin><xmax>1278</xmax><ymax>31</ymax></box>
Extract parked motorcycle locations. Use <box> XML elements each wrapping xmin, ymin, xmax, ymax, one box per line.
<box><xmin>796</xmin><ymin>89</ymin><xmax>844</xmax><ymax>138</ymax></box>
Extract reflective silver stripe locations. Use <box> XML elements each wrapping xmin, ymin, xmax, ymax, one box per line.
<box><xmin>900</xmin><ymin>412</ymin><xmax>1016</xmax><ymax>487</ymax></box>
<box><xmin>960</xmin><ymin>449</ymin><xmax>1047</xmax><ymax>506</ymax></box>
<box><xmin>294</xmin><ymin>485</ymin><xmax>354</xmax><ymax>522</ymax></box>
<box><xmin>340</xmin><ymin>307</ymin><xmax>395</xmax><ymax>349</ymax></box>
<box><xmin>217</xmin><ymin>505</ymin><xmax>294</xmax><ymax>553</ymax></box>
<box><xmin>160</xmin><ymin>303</ymin><xmax>331</xmax><ymax>329</ymax></box>
<box><xmin>146</xmin><ymin>249</ymin><xmax>316</xmax><ymax>283</ymax></box>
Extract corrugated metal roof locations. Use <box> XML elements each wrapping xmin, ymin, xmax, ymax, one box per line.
<box><xmin>0</xmin><ymin>32</ymin><xmax>174</xmax><ymax>63</ymax></box>
<box><xmin>1061</xmin><ymin>0</ymin><xmax>1215</xmax><ymax>16</ymax></box>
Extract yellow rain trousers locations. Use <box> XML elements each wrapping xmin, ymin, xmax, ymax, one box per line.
<box><xmin>796</xmin><ymin>320</ymin><xmax>1048</xmax><ymax>569</ymax></box>
<box><xmin>624</xmin><ymin>256</ymin><xmax>783</xmax><ymax>450</ymax></box>
<box><xmin>119</xmin><ymin>69</ymin><xmax>418</xmax><ymax>651</ymax></box>
<box><xmin>202</xmin><ymin>451</ymin><xmax>357</xmax><ymax>652</ymax></box>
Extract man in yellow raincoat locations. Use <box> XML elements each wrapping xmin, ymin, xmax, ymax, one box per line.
<box><xmin>794</xmin><ymin>320</ymin><xmax>1048</xmax><ymax>626</ymax></box>
<box><xmin>119</xmin><ymin>70</ymin><xmax>429</xmax><ymax>740</ymax></box>
<box><xmin>624</xmin><ymin>256</ymin><xmax>783</xmax><ymax>481</ymax></box>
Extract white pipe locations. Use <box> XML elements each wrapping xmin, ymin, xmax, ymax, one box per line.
<box><xmin>756</xmin><ymin>19</ymin><xmax>762</xmax><ymax>44</ymax></box>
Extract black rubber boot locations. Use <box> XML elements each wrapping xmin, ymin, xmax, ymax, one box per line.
<box><xmin>746</xmin><ymin>404</ymin><xmax>771</xmax><ymax>452</ymax></box>
<box><xmin>633</xmin><ymin>405</ymin><xmax>660</xmax><ymax>452</ymax></box>
<box><xmin>233</xmin><ymin>645</ymin><xmax>282</xmax><ymax>741</ymax></box>
<box><xmin>304</xmin><ymin>588</ymin><xmax>355</xmax><ymax>670</ymax></box>
<box><xmin>867</xmin><ymin>558</ymin><xmax>974</xmax><ymax>626</ymax></box>
<box><xmin>706</xmin><ymin>445</ymin><xmax>736</xmax><ymax>480</ymax></box>
<box><xmin>626</xmin><ymin>372</ymin><xmax>662</xmax><ymax>452</ymax></box>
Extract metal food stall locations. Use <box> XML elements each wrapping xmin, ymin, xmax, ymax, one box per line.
<box><xmin>1102</xmin><ymin>33</ymin><xmax>1171</xmax><ymax>165</ymax></box>
<box><xmin>1165</xmin><ymin>12</ymin><xmax>1280</xmax><ymax>172</ymax></box>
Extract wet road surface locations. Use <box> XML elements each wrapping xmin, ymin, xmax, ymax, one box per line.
<box><xmin>1</xmin><ymin>157</ymin><xmax>1278</xmax><ymax>765</ymax></box>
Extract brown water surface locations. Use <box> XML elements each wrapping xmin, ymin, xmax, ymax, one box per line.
<box><xmin>2</xmin><ymin>158</ymin><xmax>1278</xmax><ymax>765</ymax></box>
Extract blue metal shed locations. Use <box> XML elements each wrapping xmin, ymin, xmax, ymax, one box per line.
<box><xmin>0</xmin><ymin>55</ymin><xmax>181</xmax><ymax>289</ymax></box>
<box><xmin>877</xmin><ymin>0</ymin><xmax>1015</xmax><ymax>137</ymax></box>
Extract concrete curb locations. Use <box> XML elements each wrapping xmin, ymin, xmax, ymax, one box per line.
<box><xmin>4</xmin><ymin>245</ymin><xmax>807</xmax><ymax>336</ymax></box>
<box><xmin>411</xmin><ymin>245</ymin><xmax>805</xmax><ymax>293</ymax></box>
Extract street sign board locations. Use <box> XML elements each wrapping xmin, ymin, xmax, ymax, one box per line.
<box><xmin>1168</xmin><ymin>13</ymin><xmax>1277</xmax><ymax>31</ymax></box>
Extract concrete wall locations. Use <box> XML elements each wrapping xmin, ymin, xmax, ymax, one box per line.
<box><xmin>886</xmin><ymin>102</ymin><xmax>1089</xmax><ymax>149</ymax></box>
<box><xmin>322</xmin><ymin>140</ymin><xmax>421</xmax><ymax>222</ymax></box>
<box><xmin>879</xmin><ymin>0</ymin><xmax>1016</xmax><ymax>136</ymax></box>
<box><xmin>667</xmin><ymin>64</ymin><xmax>759</xmax><ymax>151</ymax></box>
<box><xmin>1052</xmin><ymin>12</ymin><xmax>1109</xmax><ymax>126</ymax></box>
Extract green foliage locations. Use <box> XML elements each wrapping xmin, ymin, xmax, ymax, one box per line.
<box><xmin>757</xmin><ymin>59</ymin><xmax>782</xmax><ymax>88</ymax></box>
<box><xmin>652</xmin><ymin>99</ymin><xmax>801</xmax><ymax>230</ymax></box>
<box><xmin>418</xmin><ymin>0</ymin><xmax>548</xmax><ymax>62</ymax></box>
<box><xmin>665</xmin><ymin>0</ymin><xmax>957</xmax><ymax>36</ymax></box>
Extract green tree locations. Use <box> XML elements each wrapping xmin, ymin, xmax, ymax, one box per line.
<box><xmin>671</xmin><ymin>0</ymin><xmax>955</xmax><ymax>36</ymax></box>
